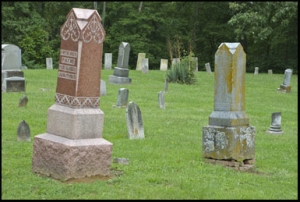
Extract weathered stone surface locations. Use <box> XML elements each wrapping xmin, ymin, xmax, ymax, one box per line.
<box><xmin>3</xmin><ymin>76</ymin><xmax>25</xmax><ymax>92</ymax></box>
<box><xmin>46</xmin><ymin>104</ymin><xmax>104</xmax><ymax>139</ymax></box>
<box><xmin>266</xmin><ymin>112</ymin><xmax>284</xmax><ymax>134</ymax></box>
<box><xmin>136</xmin><ymin>53</ymin><xmax>146</xmax><ymax>71</ymax></box>
<box><xmin>158</xmin><ymin>91</ymin><xmax>165</xmax><ymax>109</ymax></box>
<box><xmin>126</xmin><ymin>101</ymin><xmax>144</xmax><ymax>139</ymax></box>
<box><xmin>202</xmin><ymin>125</ymin><xmax>256</xmax><ymax>160</ymax></box>
<box><xmin>160</xmin><ymin>59</ymin><xmax>168</xmax><ymax>71</ymax></box>
<box><xmin>32</xmin><ymin>133</ymin><xmax>112</xmax><ymax>181</ymax></box>
<box><xmin>104</xmin><ymin>53</ymin><xmax>112</xmax><ymax>69</ymax></box>
<box><xmin>277</xmin><ymin>69</ymin><xmax>292</xmax><ymax>93</ymax></box>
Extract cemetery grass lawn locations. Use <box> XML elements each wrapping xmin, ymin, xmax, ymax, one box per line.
<box><xmin>1</xmin><ymin>69</ymin><xmax>298</xmax><ymax>199</ymax></box>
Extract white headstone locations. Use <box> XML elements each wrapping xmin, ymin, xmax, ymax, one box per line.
<box><xmin>160</xmin><ymin>59</ymin><xmax>168</xmax><ymax>71</ymax></box>
<box><xmin>46</xmin><ymin>58</ymin><xmax>53</xmax><ymax>69</ymax></box>
<box><xmin>141</xmin><ymin>58</ymin><xmax>149</xmax><ymax>73</ymax></box>
<box><xmin>136</xmin><ymin>53</ymin><xmax>146</xmax><ymax>70</ymax></box>
<box><xmin>104</xmin><ymin>53</ymin><xmax>112</xmax><ymax>69</ymax></box>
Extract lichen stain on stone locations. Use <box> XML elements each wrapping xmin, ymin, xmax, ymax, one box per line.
<box><xmin>134</xmin><ymin>128</ymin><xmax>138</xmax><ymax>135</ymax></box>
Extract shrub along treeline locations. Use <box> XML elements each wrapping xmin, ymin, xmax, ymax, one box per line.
<box><xmin>2</xmin><ymin>2</ymin><xmax>298</xmax><ymax>73</ymax></box>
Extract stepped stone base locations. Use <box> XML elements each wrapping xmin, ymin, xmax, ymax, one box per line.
<box><xmin>277</xmin><ymin>85</ymin><xmax>291</xmax><ymax>93</ymax></box>
<box><xmin>32</xmin><ymin>133</ymin><xmax>113</xmax><ymax>181</ymax></box>
<box><xmin>109</xmin><ymin>75</ymin><xmax>131</xmax><ymax>85</ymax></box>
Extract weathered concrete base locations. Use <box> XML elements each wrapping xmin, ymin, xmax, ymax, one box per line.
<box><xmin>277</xmin><ymin>85</ymin><xmax>291</xmax><ymax>93</ymax></box>
<box><xmin>266</xmin><ymin>130</ymin><xmax>284</xmax><ymax>134</ymax></box>
<box><xmin>202</xmin><ymin>125</ymin><xmax>256</xmax><ymax>161</ymax></box>
<box><xmin>46</xmin><ymin>104</ymin><xmax>104</xmax><ymax>140</ymax></box>
<box><xmin>2</xmin><ymin>76</ymin><xmax>25</xmax><ymax>92</ymax></box>
<box><xmin>109</xmin><ymin>75</ymin><xmax>132</xmax><ymax>85</ymax></box>
<box><xmin>204</xmin><ymin>158</ymin><xmax>255</xmax><ymax>171</ymax></box>
<box><xmin>32</xmin><ymin>133</ymin><xmax>112</xmax><ymax>181</ymax></box>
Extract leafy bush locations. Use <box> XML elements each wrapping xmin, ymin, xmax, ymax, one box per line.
<box><xmin>166</xmin><ymin>53</ymin><xmax>197</xmax><ymax>84</ymax></box>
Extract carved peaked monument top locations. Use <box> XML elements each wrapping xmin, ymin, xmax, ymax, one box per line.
<box><xmin>60</xmin><ymin>8</ymin><xmax>105</xmax><ymax>44</ymax></box>
<box><xmin>217</xmin><ymin>42</ymin><xmax>243</xmax><ymax>55</ymax></box>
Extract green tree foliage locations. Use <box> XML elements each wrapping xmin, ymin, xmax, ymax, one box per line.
<box><xmin>228</xmin><ymin>2</ymin><xmax>298</xmax><ymax>73</ymax></box>
<box><xmin>1</xmin><ymin>2</ymin><xmax>297</xmax><ymax>73</ymax></box>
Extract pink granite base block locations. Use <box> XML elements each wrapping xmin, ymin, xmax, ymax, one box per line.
<box><xmin>32</xmin><ymin>133</ymin><xmax>112</xmax><ymax>181</ymax></box>
<box><xmin>46</xmin><ymin>104</ymin><xmax>104</xmax><ymax>139</ymax></box>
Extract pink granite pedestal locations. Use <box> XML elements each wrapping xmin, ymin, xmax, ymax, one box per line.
<box><xmin>32</xmin><ymin>133</ymin><xmax>112</xmax><ymax>181</ymax></box>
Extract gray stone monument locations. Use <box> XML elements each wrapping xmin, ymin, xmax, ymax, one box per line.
<box><xmin>2</xmin><ymin>44</ymin><xmax>25</xmax><ymax>92</ymax></box>
<box><xmin>158</xmin><ymin>91</ymin><xmax>165</xmax><ymax>109</ymax></box>
<box><xmin>126</xmin><ymin>101</ymin><xmax>144</xmax><ymax>139</ymax></box>
<box><xmin>254</xmin><ymin>67</ymin><xmax>259</xmax><ymax>75</ymax></box>
<box><xmin>114</xmin><ymin>88</ymin><xmax>129</xmax><ymax>108</ymax></box>
<box><xmin>104</xmin><ymin>53</ymin><xmax>112</xmax><ymax>69</ymax></box>
<box><xmin>277</xmin><ymin>69</ymin><xmax>292</xmax><ymax>93</ymax></box>
<box><xmin>32</xmin><ymin>8</ymin><xmax>112</xmax><ymax>181</ymax></box>
<box><xmin>46</xmin><ymin>58</ymin><xmax>53</xmax><ymax>69</ymax></box>
<box><xmin>141</xmin><ymin>58</ymin><xmax>149</xmax><ymax>73</ymax></box>
<box><xmin>266</xmin><ymin>112</ymin><xmax>283</xmax><ymax>134</ymax></box>
<box><xmin>17</xmin><ymin>120</ymin><xmax>30</xmax><ymax>141</ymax></box>
<box><xmin>160</xmin><ymin>59</ymin><xmax>168</xmax><ymax>71</ymax></box>
<box><xmin>136</xmin><ymin>53</ymin><xmax>146</xmax><ymax>70</ymax></box>
<box><xmin>202</xmin><ymin>42</ymin><xmax>256</xmax><ymax>170</ymax></box>
<box><xmin>205</xmin><ymin>63</ymin><xmax>212</xmax><ymax>74</ymax></box>
<box><xmin>109</xmin><ymin>42</ymin><xmax>131</xmax><ymax>85</ymax></box>
<box><xmin>100</xmin><ymin>79</ymin><xmax>106</xmax><ymax>96</ymax></box>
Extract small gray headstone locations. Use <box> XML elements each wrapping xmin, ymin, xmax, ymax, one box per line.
<box><xmin>141</xmin><ymin>58</ymin><xmax>149</xmax><ymax>73</ymax></box>
<box><xmin>18</xmin><ymin>95</ymin><xmax>28</xmax><ymax>107</ymax></box>
<box><xmin>277</xmin><ymin>69</ymin><xmax>293</xmax><ymax>93</ymax></box>
<box><xmin>160</xmin><ymin>59</ymin><xmax>168</xmax><ymax>71</ymax></box>
<box><xmin>104</xmin><ymin>53</ymin><xmax>112</xmax><ymax>69</ymax></box>
<box><xmin>254</xmin><ymin>67</ymin><xmax>259</xmax><ymax>75</ymax></box>
<box><xmin>126</xmin><ymin>101</ymin><xmax>144</xmax><ymax>139</ymax></box>
<box><xmin>2</xmin><ymin>76</ymin><xmax>25</xmax><ymax>92</ymax></box>
<box><xmin>114</xmin><ymin>88</ymin><xmax>129</xmax><ymax>108</ymax></box>
<box><xmin>193</xmin><ymin>57</ymin><xmax>198</xmax><ymax>72</ymax></box>
<box><xmin>136</xmin><ymin>53</ymin><xmax>146</xmax><ymax>70</ymax></box>
<box><xmin>117</xmin><ymin>42</ymin><xmax>130</xmax><ymax>69</ymax></box>
<box><xmin>268</xmin><ymin>69</ymin><xmax>273</xmax><ymax>74</ymax></box>
<box><xmin>46</xmin><ymin>58</ymin><xmax>53</xmax><ymax>69</ymax></box>
<box><xmin>164</xmin><ymin>78</ymin><xmax>168</xmax><ymax>93</ymax></box>
<box><xmin>17</xmin><ymin>120</ymin><xmax>30</xmax><ymax>141</ymax></box>
<box><xmin>266</xmin><ymin>112</ymin><xmax>283</xmax><ymax>134</ymax></box>
<box><xmin>100</xmin><ymin>79</ymin><xmax>106</xmax><ymax>96</ymax></box>
<box><xmin>158</xmin><ymin>91</ymin><xmax>165</xmax><ymax>109</ymax></box>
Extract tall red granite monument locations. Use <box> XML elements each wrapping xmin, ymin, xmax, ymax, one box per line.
<box><xmin>32</xmin><ymin>8</ymin><xmax>112</xmax><ymax>181</ymax></box>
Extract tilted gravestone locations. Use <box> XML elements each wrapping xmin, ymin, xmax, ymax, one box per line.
<box><xmin>277</xmin><ymin>69</ymin><xmax>292</xmax><ymax>93</ymax></box>
<box><xmin>202</xmin><ymin>42</ymin><xmax>256</xmax><ymax>170</ymax></box>
<box><xmin>126</xmin><ymin>101</ymin><xmax>144</xmax><ymax>139</ymax></box>
<box><xmin>205</xmin><ymin>63</ymin><xmax>212</xmax><ymax>74</ymax></box>
<box><xmin>2</xmin><ymin>44</ymin><xmax>25</xmax><ymax>92</ymax></box>
<box><xmin>164</xmin><ymin>78</ymin><xmax>168</xmax><ymax>93</ymax></box>
<box><xmin>136</xmin><ymin>53</ymin><xmax>146</xmax><ymax>71</ymax></box>
<box><xmin>266</xmin><ymin>112</ymin><xmax>283</xmax><ymax>134</ymax></box>
<box><xmin>17</xmin><ymin>120</ymin><xmax>30</xmax><ymax>141</ymax></box>
<box><xmin>158</xmin><ymin>91</ymin><xmax>165</xmax><ymax>109</ymax></box>
<box><xmin>109</xmin><ymin>42</ymin><xmax>131</xmax><ymax>85</ymax></box>
<box><xmin>18</xmin><ymin>95</ymin><xmax>28</xmax><ymax>107</ymax></box>
<box><xmin>32</xmin><ymin>8</ymin><xmax>112</xmax><ymax>181</ymax></box>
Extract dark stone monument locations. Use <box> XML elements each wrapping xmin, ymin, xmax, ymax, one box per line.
<box><xmin>32</xmin><ymin>8</ymin><xmax>112</xmax><ymax>181</ymax></box>
<box><xmin>17</xmin><ymin>120</ymin><xmax>30</xmax><ymax>141</ymax></box>
<box><xmin>108</xmin><ymin>42</ymin><xmax>131</xmax><ymax>85</ymax></box>
<box><xmin>18</xmin><ymin>95</ymin><xmax>28</xmax><ymax>107</ymax></box>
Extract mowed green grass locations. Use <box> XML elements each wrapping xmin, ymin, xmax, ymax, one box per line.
<box><xmin>1</xmin><ymin>68</ymin><xmax>298</xmax><ymax>199</ymax></box>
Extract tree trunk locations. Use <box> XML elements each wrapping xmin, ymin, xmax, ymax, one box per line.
<box><xmin>138</xmin><ymin>2</ymin><xmax>143</xmax><ymax>13</ymax></box>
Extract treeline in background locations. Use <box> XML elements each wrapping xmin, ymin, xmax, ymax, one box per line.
<box><xmin>1</xmin><ymin>2</ymin><xmax>298</xmax><ymax>73</ymax></box>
